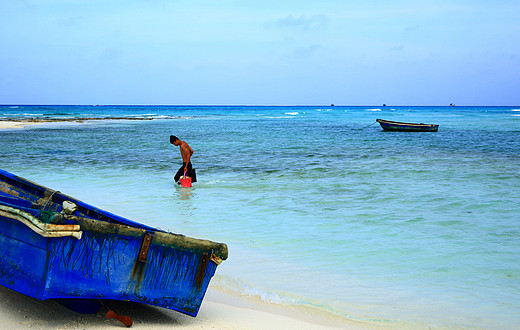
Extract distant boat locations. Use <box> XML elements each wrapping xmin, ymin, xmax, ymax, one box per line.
<box><xmin>0</xmin><ymin>169</ymin><xmax>228</xmax><ymax>317</ymax></box>
<box><xmin>376</xmin><ymin>119</ymin><xmax>439</xmax><ymax>132</ymax></box>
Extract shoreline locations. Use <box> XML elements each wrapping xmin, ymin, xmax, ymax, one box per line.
<box><xmin>0</xmin><ymin>117</ymin><xmax>182</xmax><ymax>130</ymax></box>
<box><xmin>0</xmin><ymin>121</ymin><xmax>42</xmax><ymax>129</ymax></box>
<box><xmin>0</xmin><ymin>284</ymin><xmax>377</xmax><ymax>329</ymax></box>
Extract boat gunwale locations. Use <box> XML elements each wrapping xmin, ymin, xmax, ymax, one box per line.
<box><xmin>63</xmin><ymin>214</ymin><xmax>228</xmax><ymax>260</ymax></box>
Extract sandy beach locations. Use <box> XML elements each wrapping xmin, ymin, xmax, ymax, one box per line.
<box><xmin>0</xmin><ymin>119</ymin><xmax>85</xmax><ymax>130</ymax></box>
<box><xmin>0</xmin><ymin>284</ymin><xmax>374</xmax><ymax>329</ymax></box>
<box><xmin>0</xmin><ymin>118</ymin><xmax>163</xmax><ymax>130</ymax></box>
<box><xmin>0</xmin><ymin>121</ymin><xmax>40</xmax><ymax>129</ymax></box>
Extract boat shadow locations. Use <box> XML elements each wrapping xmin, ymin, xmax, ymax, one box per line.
<box><xmin>0</xmin><ymin>285</ymin><xmax>202</xmax><ymax>328</ymax></box>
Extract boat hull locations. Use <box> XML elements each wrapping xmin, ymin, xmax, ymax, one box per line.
<box><xmin>0</xmin><ymin>169</ymin><xmax>228</xmax><ymax>316</ymax></box>
<box><xmin>376</xmin><ymin>119</ymin><xmax>439</xmax><ymax>132</ymax></box>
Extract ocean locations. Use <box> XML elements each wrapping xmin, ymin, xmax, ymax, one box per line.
<box><xmin>1</xmin><ymin>105</ymin><xmax>519</xmax><ymax>328</ymax></box>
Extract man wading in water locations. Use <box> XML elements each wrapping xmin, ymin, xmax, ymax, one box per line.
<box><xmin>170</xmin><ymin>135</ymin><xmax>197</xmax><ymax>184</ymax></box>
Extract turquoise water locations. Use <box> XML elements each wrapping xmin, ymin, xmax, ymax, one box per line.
<box><xmin>1</xmin><ymin>105</ymin><xmax>519</xmax><ymax>328</ymax></box>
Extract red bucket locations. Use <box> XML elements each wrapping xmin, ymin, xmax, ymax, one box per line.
<box><xmin>180</xmin><ymin>172</ymin><xmax>192</xmax><ymax>187</ymax></box>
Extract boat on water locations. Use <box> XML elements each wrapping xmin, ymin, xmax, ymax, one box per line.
<box><xmin>0</xmin><ymin>168</ymin><xmax>228</xmax><ymax>317</ymax></box>
<box><xmin>376</xmin><ymin>119</ymin><xmax>439</xmax><ymax>132</ymax></box>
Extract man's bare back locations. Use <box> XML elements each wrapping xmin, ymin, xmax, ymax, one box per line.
<box><xmin>179</xmin><ymin>141</ymin><xmax>194</xmax><ymax>165</ymax></box>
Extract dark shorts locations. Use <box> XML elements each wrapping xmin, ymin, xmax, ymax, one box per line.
<box><xmin>174</xmin><ymin>162</ymin><xmax>197</xmax><ymax>183</ymax></box>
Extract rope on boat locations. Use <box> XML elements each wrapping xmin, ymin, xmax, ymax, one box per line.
<box><xmin>0</xmin><ymin>204</ymin><xmax>82</xmax><ymax>239</ymax></box>
<box><xmin>358</xmin><ymin>121</ymin><xmax>379</xmax><ymax>130</ymax></box>
<box><xmin>38</xmin><ymin>190</ymin><xmax>61</xmax><ymax>223</ymax></box>
<box><xmin>41</xmin><ymin>190</ymin><xmax>60</xmax><ymax>211</ymax></box>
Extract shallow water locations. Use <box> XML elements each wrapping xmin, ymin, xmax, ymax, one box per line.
<box><xmin>1</xmin><ymin>105</ymin><xmax>519</xmax><ymax>328</ymax></box>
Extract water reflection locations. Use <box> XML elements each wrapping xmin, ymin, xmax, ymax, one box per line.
<box><xmin>173</xmin><ymin>186</ymin><xmax>196</xmax><ymax>218</ymax></box>
<box><xmin>178</xmin><ymin>186</ymin><xmax>194</xmax><ymax>200</ymax></box>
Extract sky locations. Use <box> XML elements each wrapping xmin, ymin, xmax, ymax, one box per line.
<box><xmin>1</xmin><ymin>0</ymin><xmax>519</xmax><ymax>106</ymax></box>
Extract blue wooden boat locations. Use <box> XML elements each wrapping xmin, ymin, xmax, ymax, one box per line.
<box><xmin>376</xmin><ymin>119</ymin><xmax>439</xmax><ymax>132</ymax></box>
<box><xmin>0</xmin><ymin>168</ymin><xmax>228</xmax><ymax>317</ymax></box>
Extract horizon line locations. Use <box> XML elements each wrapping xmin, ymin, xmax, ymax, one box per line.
<box><xmin>1</xmin><ymin>103</ymin><xmax>519</xmax><ymax>107</ymax></box>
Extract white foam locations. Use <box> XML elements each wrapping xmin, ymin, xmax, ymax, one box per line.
<box><xmin>241</xmin><ymin>286</ymin><xmax>287</xmax><ymax>304</ymax></box>
<box><xmin>213</xmin><ymin>276</ymin><xmax>295</xmax><ymax>305</ymax></box>
<box><xmin>285</xmin><ymin>112</ymin><xmax>299</xmax><ymax>115</ymax></box>
<box><xmin>366</xmin><ymin>109</ymin><xmax>381</xmax><ymax>112</ymax></box>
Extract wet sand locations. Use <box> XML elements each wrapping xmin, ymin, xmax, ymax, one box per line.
<box><xmin>0</xmin><ymin>285</ymin><xmax>373</xmax><ymax>329</ymax></box>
